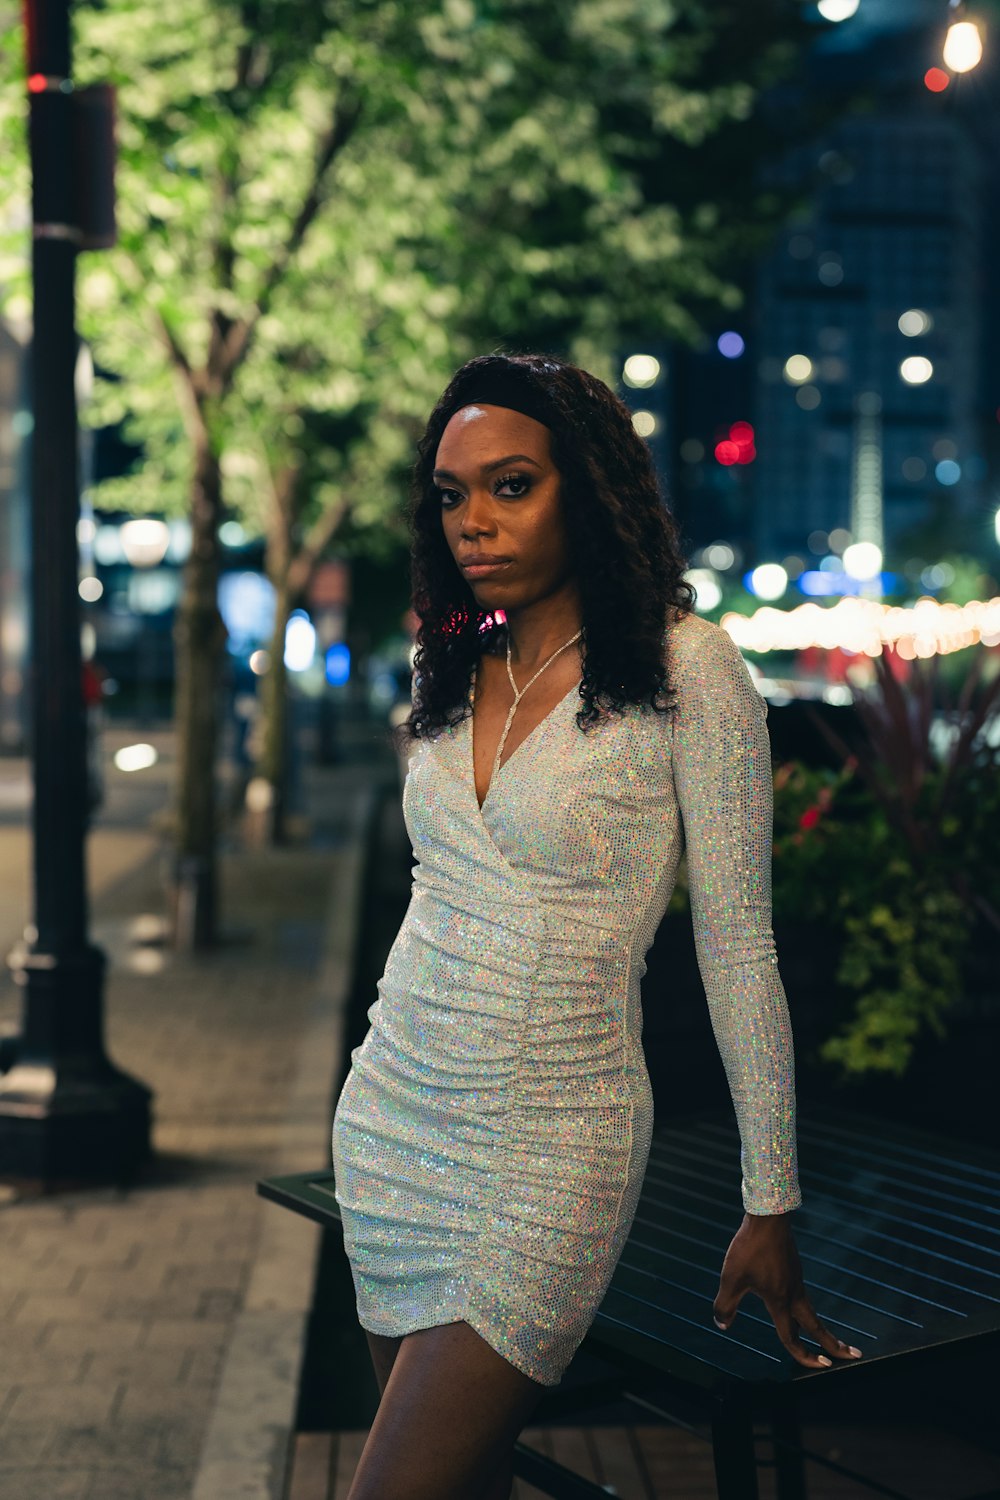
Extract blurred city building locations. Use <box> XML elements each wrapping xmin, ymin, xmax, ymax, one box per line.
<box><xmin>753</xmin><ymin>112</ymin><xmax>987</xmax><ymax>561</ymax></box>
<box><xmin>665</xmin><ymin>0</ymin><xmax>999</xmax><ymax>575</ymax></box>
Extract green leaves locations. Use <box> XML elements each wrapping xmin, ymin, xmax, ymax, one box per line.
<box><xmin>0</xmin><ymin>0</ymin><xmax>816</xmax><ymax>553</ymax></box>
<box><xmin>773</xmin><ymin>641</ymin><xmax>1000</xmax><ymax>1077</ymax></box>
<box><xmin>821</xmin><ymin>878</ymin><xmax>969</xmax><ymax>1077</ymax></box>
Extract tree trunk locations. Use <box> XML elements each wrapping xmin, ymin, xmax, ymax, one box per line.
<box><xmin>247</xmin><ymin>495</ymin><xmax>294</xmax><ymax>846</ymax></box>
<box><xmin>246</xmin><ymin>475</ymin><xmax>351</xmax><ymax>846</ymax></box>
<box><xmin>169</xmin><ymin>438</ymin><xmax>228</xmax><ymax>950</ymax></box>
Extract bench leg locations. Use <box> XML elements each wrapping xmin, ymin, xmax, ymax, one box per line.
<box><xmin>710</xmin><ymin>1397</ymin><xmax>759</xmax><ymax>1500</ymax></box>
<box><xmin>512</xmin><ymin>1441</ymin><xmax>616</xmax><ymax>1499</ymax></box>
<box><xmin>770</xmin><ymin>1397</ymin><xmax>808</xmax><ymax>1500</ymax></box>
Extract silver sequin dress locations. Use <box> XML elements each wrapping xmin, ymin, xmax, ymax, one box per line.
<box><xmin>331</xmin><ymin>610</ymin><xmax>802</xmax><ymax>1386</ymax></box>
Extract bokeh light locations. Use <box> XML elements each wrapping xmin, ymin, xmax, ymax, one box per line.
<box><xmin>783</xmin><ymin>354</ymin><xmax>814</xmax><ymax>384</ymax></box>
<box><xmin>120</xmin><ymin>518</ymin><xmax>170</xmax><ymax>568</ymax></box>
<box><xmin>284</xmin><ymin>611</ymin><xmax>316</xmax><ymax>672</ymax></box>
<box><xmin>842</xmin><ymin>542</ymin><xmax>882</xmax><ymax>580</ymax></box>
<box><xmin>724</xmin><ymin>595</ymin><xmax>1000</xmax><ymax>657</ymax></box>
<box><xmin>114</xmin><ymin>743</ymin><xmax>159</xmax><ymax>773</ymax></box>
<box><xmin>685</xmin><ymin>568</ymin><xmax>723</xmax><ymax>613</ymax></box>
<box><xmin>325</xmin><ymin>642</ymin><xmax>351</xmax><ymax>685</ymax></box>
<box><xmin>900</xmin><ymin>356</ymin><xmax>933</xmax><ymax>385</ymax></box>
<box><xmin>623</xmin><ymin>354</ymin><xmax>660</xmax><ymax>388</ymax></box>
<box><xmin>943</xmin><ymin>20</ymin><xmax>983</xmax><ymax>73</ymax></box>
<box><xmin>898</xmin><ymin>308</ymin><xmax>933</xmax><ymax>336</ymax></box>
<box><xmin>632</xmin><ymin>410</ymin><xmax>657</xmax><ymax>437</ymax></box>
<box><xmin>717</xmin><ymin>331</ymin><xmax>745</xmax><ymax>358</ymax></box>
<box><xmin>704</xmin><ymin>542</ymin><xmax>736</xmax><ymax>571</ymax></box>
<box><xmin>749</xmin><ymin>563</ymin><xmax>788</xmax><ymax>601</ymax></box>
<box><xmin>817</xmin><ymin>0</ymin><xmax>859</xmax><ymax>19</ymax></box>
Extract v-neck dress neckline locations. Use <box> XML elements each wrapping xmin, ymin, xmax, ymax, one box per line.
<box><xmin>469</xmin><ymin>665</ymin><xmax>580</xmax><ymax>813</ymax></box>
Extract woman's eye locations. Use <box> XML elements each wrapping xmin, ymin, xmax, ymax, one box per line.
<box><xmin>435</xmin><ymin>474</ymin><xmax>531</xmax><ymax>507</ymax></box>
<box><xmin>496</xmin><ymin>473</ymin><xmax>531</xmax><ymax>497</ymax></box>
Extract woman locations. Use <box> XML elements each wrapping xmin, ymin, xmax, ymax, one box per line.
<box><xmin>332</xmin><ymin>352</ymin><xmax>861</xmax><ymax>1500</ymax></box>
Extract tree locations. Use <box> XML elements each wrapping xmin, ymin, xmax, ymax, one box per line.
<box><xmin>0</xmin><ymin>0</ymin><xmax>819</xmax><ymax>946</ymax></box>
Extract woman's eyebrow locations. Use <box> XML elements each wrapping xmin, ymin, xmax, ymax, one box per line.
<box><xmin>432</xmin><ymin>454</ymin><xmax>543</xmax><ymax>480</ymax></box>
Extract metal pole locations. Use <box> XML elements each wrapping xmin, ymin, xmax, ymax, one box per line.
<box><xmin>0</xmin><ymin>0</ymin><xmax>152</xmax><ymax>1185</ymax></box>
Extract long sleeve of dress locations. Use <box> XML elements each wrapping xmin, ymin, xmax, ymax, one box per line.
<box><xmin>670</xmin><ymin>617</ymin><xmax>803</xmax><ymax>1215</ymax></box>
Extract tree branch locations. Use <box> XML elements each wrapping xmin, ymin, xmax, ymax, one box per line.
<box><xmin>153</xmin><ymin>310</ymin><xmax>206</xmax><ymax>445</ymax></box>
<box><xmin>273</xmin><ymin>461</ymin><xmax>299</xmax><ymax>523</ymax></box>
<box><xmin>287</xmin><ymin>493</ymin><xmax>351</xmax><ymax>602</ymax></box>
<box><xmin>219</xmin><ymin>90</ymin><xmax>364</xmax><ymax>387</ymax></box>
<box><xmin>154</xmin><ymin>309</ymin><xmax>194</xmax><ymax>380</ymax></box>
<box><xmin>207</xmin><ymin>29</ymin><xmax>273</xmax><ymax>377</ymax></box>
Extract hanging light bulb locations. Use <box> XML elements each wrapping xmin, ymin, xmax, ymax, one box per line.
<box><xmin>943</xmin><ymin>18</ymin><xmax>983</xmax><ymax>72</ymax></box>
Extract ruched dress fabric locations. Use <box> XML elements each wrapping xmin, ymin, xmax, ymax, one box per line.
<box><xmin>331</xmin><ymin>610</ymin><xmax>802</xmax><ymax>1387</ymax></box>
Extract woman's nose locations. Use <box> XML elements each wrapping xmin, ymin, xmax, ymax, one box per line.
<box><xmin>461</xmin><ymin>491</ymin><xmax>496</xmax><ymax>536</ymax></box>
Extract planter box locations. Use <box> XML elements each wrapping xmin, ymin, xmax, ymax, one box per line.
<box><xmin>640</xmin><ymin>909</ymin><xmax>998</xmax><ymax>1142</ymax></box>
<box><xmin>639</xmin><ymin>912</ymin><xmax>841</xmax><ymax>1120</ymax></box>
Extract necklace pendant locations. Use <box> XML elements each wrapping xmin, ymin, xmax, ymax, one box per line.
<box><xmin>481</xmin><ymin>624</ymin><xmax>583</xmax><ymax>803</ymax></box>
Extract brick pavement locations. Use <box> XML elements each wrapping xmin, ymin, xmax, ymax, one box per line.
<box><xmin>0</xmin><ymin>757</ymin><xmax>380</xmax><ymax>1500</ymax></box>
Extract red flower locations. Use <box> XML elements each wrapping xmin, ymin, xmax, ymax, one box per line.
<box><xmin>799</xmin><ymin>806</ymin><xmax>821</xmax><ymax>831</ymax></box>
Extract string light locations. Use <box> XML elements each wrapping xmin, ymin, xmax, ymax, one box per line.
<box><xmin>723</xmin><ymin>595</ymin><xmax>1000</xmax><ymax>657</ymax></box>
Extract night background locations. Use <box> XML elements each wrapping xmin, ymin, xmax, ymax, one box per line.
<box><xmin>0</xmin><ymin>2</ymin><xmax>998</xmax><ymax>1497</ymax></box>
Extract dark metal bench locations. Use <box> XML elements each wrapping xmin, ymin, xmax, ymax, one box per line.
<box><xmin>258</xmin><ymin>1102</ymin><xmax>1000</xmax><ymax>1499</ymax></box>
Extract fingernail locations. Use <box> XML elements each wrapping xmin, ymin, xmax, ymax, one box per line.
<box><xmin>713</xmin><ymin>1318</ymin><xmax>727</xmax><ymax>1329</ymax></box>
<box><xmin>818</xmin><ymin>1355</ymin><xmax>832</xmax><ymax>1367</ymax></box>
<box><xmin>848</xmin><ymin>1346</ymin><xmax>862</xmax><ymax>1358</ymax></box>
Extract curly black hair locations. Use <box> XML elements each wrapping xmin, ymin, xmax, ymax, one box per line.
<box><xmin>401</xmin><ymin>351</ymin><xmax>695</xmax><ymax>743</ymax></box>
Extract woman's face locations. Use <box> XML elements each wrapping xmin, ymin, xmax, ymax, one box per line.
<box><xmin>434</xmin><ymin>403</ymin><xmax>574</xmax><ymax>611</ymax></box>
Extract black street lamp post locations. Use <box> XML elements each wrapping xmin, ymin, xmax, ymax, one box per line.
<box><xmin>0</xmin><ymin>0</ymin><xmax>152</xmax><ymax>1184</ymax></box>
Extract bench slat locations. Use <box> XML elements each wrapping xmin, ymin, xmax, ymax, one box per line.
<box><xmin>257</xmin><ymin>1104</ymin><xmax>1000</xmax><ymax>1396</ymax></box>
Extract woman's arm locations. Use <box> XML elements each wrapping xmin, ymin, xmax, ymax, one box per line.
<box><xmin>670</xmin><ymin>616</ymin><xmax>861</xmax><ymax>1368</ymax></box>
<box><xmin>670</xmin><ymin>616</ymin><xmax>801</xmax><ymax>1215</ymax></box>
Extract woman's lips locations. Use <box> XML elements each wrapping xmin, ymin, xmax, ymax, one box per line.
<box><xmin>461</xmin><ymin>560</ymin><xmax>511</xmax><ymax>578</ymax></box>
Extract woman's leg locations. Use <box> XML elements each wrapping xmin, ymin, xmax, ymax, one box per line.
<box><xmin>480</xmin><ymin>1451</ymin><xmax>515</xmax><ymax>1500</ymax></box>
<box><xmin>365</xmin><ymin>1329</ymin><xmax>403</xmax><ymax>1397</ymax></box>
<box><xmin>346</xmin><ymin>1320</ymin><xmax>545</xmax><ymax>1500</ymax></box>
<box><xmin>363</xmin><ymin>1327</ymin><xmax>518</xmax><ymax>1499</ymax></box>
<box><xmin>363</xmin><ymin>1327</ymin><xmax>517</xmax><ymax>1499</ymax></box>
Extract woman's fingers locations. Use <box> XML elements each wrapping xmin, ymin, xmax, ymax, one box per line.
<box><xmin>765</xmin><ymin>1300</ymin><xmax>835</xmax><ymax>1368</ymax></box>
<box><xmin>792</xmin><ymin>1295</ymin><xmax>863</xmax><ymax>1362</ymax></box>
<box><xmin>711</xmin><ymin>1288</ymin><xmax>742</xmax><ymax>1329</ymax></box>
<box><xmin>713</xmin><ymin>1291</ymin><xmax>862</xmax><ymax>1366</ymax></box>
<box><xmin>767</xmin><ymin>1296</ymin><xmax>863</xmax><ymax>1368</ymax></box>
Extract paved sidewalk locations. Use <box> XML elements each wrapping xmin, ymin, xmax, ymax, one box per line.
<box><xmin>0</xmin><ymin>757</ymin><xmax>381</xmax><ymax>1500</ymax></box>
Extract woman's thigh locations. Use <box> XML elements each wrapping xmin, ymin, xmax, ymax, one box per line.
<box><xmin>365</xmin><ymin>1329</ymin><xmax>403</xmax><ymax>1398</ymax></box>
<box><xmin>347</xmin><ymin>1320</ymin><xmax>545</xmax><ymax>1500</ymax></box>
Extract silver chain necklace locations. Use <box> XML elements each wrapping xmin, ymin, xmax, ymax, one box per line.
<box><xmin>488</xmin><ymin>626</ymin><xmax>583</xmax><ymax>791</ymax></box>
